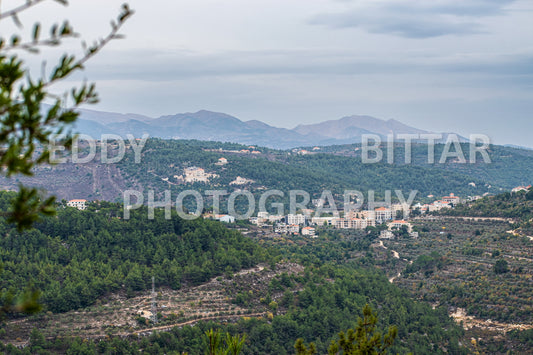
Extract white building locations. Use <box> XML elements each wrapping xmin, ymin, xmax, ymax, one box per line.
<box><xmin>388</xmin><ymin>220</ymin><xmax>413</xmax><ymax>233</ymax></box>
<box><xmin>274</xmin><ymin>223</ymin><xmax>300</xmax><ymax>234</ymax></box>
<box><xmin>230</xmin><ymin>176</ymin><xmax>255</xmax><ymax>185</ymax></box>
<box><xmin>258</xmin><ymin>211</ymin><xmax>269</xmax><ymax>219</ymax></box>
<box><xmin>183</xmin><ymin>167</ymin><xmax>217</xmax><ymax>183</ymax></box>
<box><xmin>374</xmin><ymin>207</ymin><xmax>392</xmax><ymax>223</ymax></box>
<box><xmin>216</xmin><ymin>215</ymin><xmax>235</xmax><ymax>223</ymax></box>
<box><xmin>274</xmin><ymin>224</ymin><xmax>286</xmax><ymax>233</ymax></box>
<box><xmin>215</xmin><ymin>157</ymin><xmax>228</xmax><ymax>165</ymax></box>
<box><xmin>288</xmin><ymin>224</ymin><xmax>300</xmax><ymax>234</ymax></box>
<box><xmin>432</xmin><ymin>200</ymin><xmax>452</xmax><ymax>210</ymax></box>
<box><xmin>287</xmin><ymin>214</ymin><xmax>306</xmax><ymax>225</ymax></box>
<box><xmin>333</xmin><ymin>218</ymin><xmax>375</xmax><ymax>229</ymax></box>
<box><xmin>301</xmin><ymin>227</ymin><xmax>316</xmax><ymax>237</ymax></box>
<box><xmin>379</xmin><ymin>230</ymin><xmax>395</xmax><ymax>239</ymax></box>
<box><xmin>250</xmin><ymin>211</ymin><xmax>269</xmax><ymax>225</ymax></box>
<box><xmin>268</xmin><ymin>215</ymin><xmax>284</xmax><ymax>223</ymax></box>
<box><xmin>311</xmin><ymin>216</ymin><xmax>334</xmax><ymax>226</ymax></box>
<box><xmin>511</xmin><ymin>185</ymin><xmax>531</xmax><ymax>193</ymax></box>
<box><xmin>67</xmin><ymin>199</ymin><xmax>87</xmax><ymax>210</ymax></box>
<box><xmin>442</xmin><ymin>193</ymin><xmax>461</xmax><ymax>205</ymax></box>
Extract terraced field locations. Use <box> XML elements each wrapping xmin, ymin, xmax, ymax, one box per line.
<box><xmin>0</xmin><ymin>263</ymin><xmax>304</xmax><ymax>347</ymax></box>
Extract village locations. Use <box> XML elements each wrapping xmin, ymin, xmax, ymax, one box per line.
<box><xmin>201</xmin><ymin>192</ymin><xmax>466</xmax><ymax>239</ymax></box>
<box><xmin>63</xmin><ymin>152</ymin><xmax>531</xmax><ymax>242</ymax></box>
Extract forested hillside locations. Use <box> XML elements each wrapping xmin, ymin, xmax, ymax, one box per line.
<box><xmin>0</xmin><ymin>191</ymin><xmax>266</xmax><ymax>313</ymax></box>
<box><xmin>116</xmin><ymin>139</ymin><xmax>492</xmax><ymax>204</ymax></box>
<box><xmin>307</xmin><ymin>142</ymin><xmax>533</xmax><ymax>190</ymax></box>
<box><xmin>438</xmin><ymin>188</ymin><xmax>533</xmax><ymax>234</ymax></box>
<box><xmin>0</xmin><ymin>190</ymin><xmax>469</xmax><ymax>353</ymax></box>
<box><xmin>440</xmin><ymin>188</ymin><xmax>533</xmax><ymax>220</ymax></box>
<box><xmin>1</xmin><ymin>139</ymin><xmax>531</xmax><ymax>205</ymax></box>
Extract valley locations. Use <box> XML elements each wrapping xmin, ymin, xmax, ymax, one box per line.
<box><xmin>0</xmin><ymin>139</ymin><xmax>532</xmax><ymax>354</ymax></box>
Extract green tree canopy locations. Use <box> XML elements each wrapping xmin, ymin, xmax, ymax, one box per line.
<box><xmin>0</xmin><ymin>0</ymin><xmax>132</xmax><ymax>230</ymax></box>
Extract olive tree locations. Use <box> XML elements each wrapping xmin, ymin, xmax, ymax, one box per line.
<box><xmin>0</xmin><ymin>0</ymin><xmax>132</xmax><ymax>317</ymax></box>
<box><xmin>0</xmin><ymin>0</ymin><xmax>132</xmax><ymax>231</ymax></box>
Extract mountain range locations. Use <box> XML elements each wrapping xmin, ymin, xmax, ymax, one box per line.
<box><xmin>73</xmin><ymin>108</ymin><xmax>445</xmax><ymax>149</ymax></box>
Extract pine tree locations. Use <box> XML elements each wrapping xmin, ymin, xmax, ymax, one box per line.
<box><xmin>327</xmin><ymin>304</ymin><xmax>398</xmax><ymax>355</ymax></box>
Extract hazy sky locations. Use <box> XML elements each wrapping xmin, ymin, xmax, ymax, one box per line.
<box><xmin>4</xmin><ymin>0</ymin><xmax>533</xmax><ymax>146</ymax></box>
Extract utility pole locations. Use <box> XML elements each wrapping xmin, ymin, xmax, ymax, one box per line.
<box><xmin>151</xmin><ymin>276</ymin><xmax>157</xmax><ymax>324</ymax></box>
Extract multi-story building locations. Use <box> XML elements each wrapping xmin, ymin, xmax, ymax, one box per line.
<box><xmin>380</xmin><ymin>230</ymin><xmax>394</xmax><ymax>239</ymax></box>
<box><xmin>216</xmin><ymin>214</ymin><xmax>235</xmax><ymax>223</ymax></box>
<box><xmin>442</xmin><ymin>193</ymin><xmax>460</xmax><ymax>205</ymax></box>
<box><xmin>258</xmin><ymin>211</ymin><xmax>269</xmax><ymax>219</ymax></box>
<box><xmin>311</xmin><ymin>216</ymin><xmax>334</xmax><ymax>226</ymax></box>
<box><xmin>67</xmin><ymin>199</ymin><xmax>87</xmax><ymax>210</ymax></box>
<box><xmin>275</xmin><ymin>223</ymin><xmax>300</xmax><ymax>235</ymax></box>
<box><xmin>183</xmin><ymin>167</ymin><xmax>218</xmax><ymax>183</ymax></box>
<box><xmin>388</xmin><ymin>220</ymin><xmax>413</xmax><ymax>233</ymax></box>
<box><xmin>287</xmin><ymin>214</ymin><xmax>306</xmax><ymax>225</ymax></box>
<box><xmin>374</xmin><ymin>207</ymin><xmax>392</xmax><ymax>222</ymax></box>
<box><xmin>333</xmin><ymin>218</ymin><xmax>375</xmax><ymax>229</ymax></box>
<box><xmin>301</xmin><ymin>226</ymin><xmax>316</xmax><ymax>237</ymax></box>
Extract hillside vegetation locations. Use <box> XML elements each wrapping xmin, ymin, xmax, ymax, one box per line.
<box><xmin>0</xmin><ymin>191</ymin><xmax>469</xmax><ymax>354</ymax></box>
<box><xmin>439</xmin><ymin>188</ymin><xmax>533</xmax><ymax>234</ymax></box>
<box><xmin>0</xmin><ymin>191</ymin><xmax>266</xmax><ymax>314</ymax></box>
<box><xmin>2</xmin><ymin>139</ymin><xmax>532</xmax><ymax>205</ymax></box>
<box><xmin>116</xmin><ymin>139</ymin><xmax>491</xmax><ymax>203</ymax></box>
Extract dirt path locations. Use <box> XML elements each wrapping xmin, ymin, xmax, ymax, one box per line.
<box><xmin>389</xmin><ymin>273</ymin><xmax>401</xmax><ymax>283</ymax></box>
<box><xmin>46</xmin><ymin>312</ymin><xmax>268</xmax><ymax>341</ymax></box>
<box><xmin>129</xmin><ymin>312</ymin><xmax>267</xmax><ymax>335</ymax></box>
<box><xmin>377</xmin><ymin>240</ymin><xmax>400</xmax><ymax>259</ymax></box>
<box><xmin>376</xmin><ymin>241</ymin><xmax>402</xmax><ymax>283</ymax></box>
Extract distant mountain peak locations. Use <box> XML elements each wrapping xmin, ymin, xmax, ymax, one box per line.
<box><xmin>293</xmin><ymin>114</ymin><xmax>429</xmax><ymax>140</ymax></box>
<box><xmin>192</xmin><ymin>109</ymin><xmax>237</xmax><ymax>118</ymax></box>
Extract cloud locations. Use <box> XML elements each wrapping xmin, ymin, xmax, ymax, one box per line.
<box><xmin>78</xmin><ymin>47</ymin><xmax>533</xmax><ymax>86</ymax></box>
<box><xmin>309</xmin><ymin>0</ymin><xmax>517</xmax><ymax>38</ymax></box>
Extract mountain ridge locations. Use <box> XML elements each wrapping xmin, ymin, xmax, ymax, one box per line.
<box><xmin>73</xmin><ymin>108</ymin><xmax>452</xmax><ymax>149</ymax></box>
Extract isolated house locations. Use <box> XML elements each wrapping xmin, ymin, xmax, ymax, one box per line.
<box><xmin>67</xmin><ymin>199</ymin><xmax>87</xmax><ymax>210</ymax></box>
